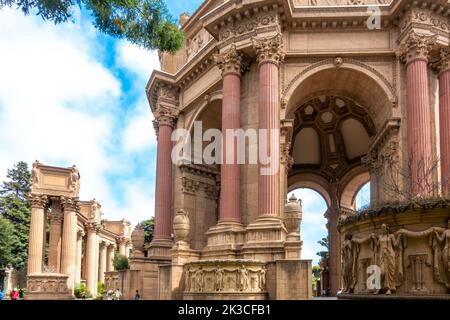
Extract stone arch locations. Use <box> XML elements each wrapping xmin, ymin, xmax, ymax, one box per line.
<box><xmin>340</xmin><ymin>170</ymin><xmax>370</xmax><ymax>210</ymax></box>
<box><xmin>185</xmin><ymin>90</ymin><xmax>223</xmax><ymax>134</ymax></box>
<box><xmin>282</xmin><ymin>59</ymin><xmax>396</xmax><ymax>130</ymax></box>
<box><xmin>287</xmin><ymin>173</ymin><xmax>331</xmax><ymax>207</ymax></box>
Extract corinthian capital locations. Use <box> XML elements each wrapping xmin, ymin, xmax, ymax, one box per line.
<box><xmin>60</xmin><ymin>196</ymin><xmax>80</xmax><ymax>212</ymax></box>
<box><xmin>153</xmin><ymin>104</ymin><xmax>179</xmax><ymax>133</ymax></box>
<box><xmin>214</xmin><ymin>44</ymin><xmax>246</xmax><ymax>77</ymax></box>
<box><xmin>252</xmin><ymin>33</ymin><xmax>285</xmax><ymax>67</ymax></box>
<box><xmin>397</xmin><ymin>31</ymin><xmax>437</xmax><ymax>64</ymax></box>
<box><xmin>28</xmin><ymin>193</ymin><xmax>48</xmax><ymax>209</ymax></box>
<box><xmin>439</xmin><ymin>47</ymin><xmax>450</xmax><ymax>73</ymax></box>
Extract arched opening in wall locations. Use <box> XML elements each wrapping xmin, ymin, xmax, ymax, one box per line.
<box><xmin>355</xmin><ymin>182</ymin><xmax>371</xmax><ymax>211</ymax></box>
<box><xmin>287</xmin><ymin>188</ymin><xmax>328</xmax><ymax>295</ymax></box>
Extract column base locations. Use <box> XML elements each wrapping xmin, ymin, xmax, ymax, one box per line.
<box><xmin>242</xmin><ymin>216</ymin><xmax>288</xmax><ymax>261</ymax></box>
<box><xmin>148</xmin><ymin>238</ymin><xmax>173</xmax><ymax>261</ymax></box>
<box><xmin>171</xmin><ymin>242</ymin><xmax>200</xmax><ymax>265</ymax></box>
<box><xmin>202</xmin><ymin>221</ymin><xmax>246</xmax><ymax>259</ymax></box>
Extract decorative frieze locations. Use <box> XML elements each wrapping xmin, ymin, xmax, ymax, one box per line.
<box><xmin>184</xmin><ymin>260</ymin><xmax>267</xmax><ymax>293</ymax></box>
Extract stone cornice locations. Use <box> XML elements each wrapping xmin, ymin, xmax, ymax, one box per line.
<box><xmin>367</xmin><ymin>117</ymin><xmax>401</xmax><ymax>155</ymax></box>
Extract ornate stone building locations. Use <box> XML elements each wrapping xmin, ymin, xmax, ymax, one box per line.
<box><xmin>139</xmin><ymin>0</ymin><xmax>450</xmax><ymax>299</ymax></box>
<box><xmin>26</xmin><ymin>161</ymin><xmax>132</xmax><ymax>299</ymax></box>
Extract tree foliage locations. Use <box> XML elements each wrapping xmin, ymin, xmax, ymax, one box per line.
<box><xmin>0</xmin><ymin>162</ymin><xmax>32</xmax><ymax>270</ymax></box>
<box><xmin>113</xmin><ymin>253</ymin><xmax>129</xmax><ymax>270</ymax></box>
<box><xmin>316</xmin><ymin>236</ymin><xmax>329</xmax><ymax>260</ymax></box>
<box><xmin>140</xmin><ymin>217</ymin><xmax>154</xmax><ymax>244</ymax></box>
<box><xmin>0</xmin><ymin>217</ymin><xmax>15</xmax><ymax>269</ymax></box>
<box><xmin>0</xmin><ymin>0</ymin><xmax>184</xmax><ymax>52</ymax></box>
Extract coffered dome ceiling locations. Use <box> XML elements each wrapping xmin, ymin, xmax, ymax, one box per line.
<box><xmin>291</xmin><ymin>95</ymin><xmax>376</xmax><ymax>179</ymax></box>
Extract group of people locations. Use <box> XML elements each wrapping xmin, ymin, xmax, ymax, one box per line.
<box><xmin>104</xmin><ymin>289</ymin><xmax>140</xmax><ymax>300</ymax></box>
<box><xmin>0</xmin><ymin>288</ymin><xmax>21</xmax><ymax>300</ymax></box>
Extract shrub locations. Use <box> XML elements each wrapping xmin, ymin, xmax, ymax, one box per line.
<box><xmin>74</xmin><ymin>283</ymin><xmax>87</xmax><ymax>299</ymax></box>
<box><xmin>113</xmin><ymin>254</ymin><xmax>129</xmax><ymax>271</ymax></box>
<box><xmin>96</xmin><ymin>282</ymin><xmax>105</xmax><ymax>300</ymax></box>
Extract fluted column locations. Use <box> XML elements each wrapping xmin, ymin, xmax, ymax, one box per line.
<box><xmin>85</xmin><ymin>222</ymin><xmax>98</xmax><ymax>296</ymax></box>
<box><xmin>326</xmin><ymin>208</ymin><xmax>341</xmax><ymax>296</ymax></box>
<box><xmin>214</xmin><ymin>44</ymin><xmax>244</xmax><ymax>223</ymax></box>
<box><xmin>399</xmin><ymin>31</ymin><xmax>437</xmax><ymax>197</ymax></box>
<box><xmin>60</xmin><ymin>197</ymin><xmax>79</xmax><ymax>291</ymax></box>
<box><xmin>27</xmin><ymin>194</ymin><xmax>48</xmax><ymax>275</ymax></box>
<box><xmin>47</xmin><ymin>200</ymin><xmax>63</xmax><ymax>272</ymax></box>
<box><xmin>118</xmin><ymin>237</ymin><xmax>127</xmax><ymax>256</ymax></box>
<box><xmin>150</xmin><ymin>91</ymin><xmax>179</xmax><ymax>258</ymax></box>
<box><xmin>106</xmin><ymin>243</ymin><xmax>115</xmax><ymax>272</ymax></box>
<box><xmin>439</xmin><ymin>48</ymin><xmax>450</xmax><ymax>196</ymax></box>
<box><xmin>74</xmin><ymin>229</ymin><xmax>84</xmax><ymax>285</ymax></box>
<box><xmin>98</xmin><ymin>241</ymin><xmax>107</xmax><ymax>284</ymax></box>
<box><xmin>253</xmin><ymin>34</ymin><xmax>285</xmax><ymax>218</ymax></box>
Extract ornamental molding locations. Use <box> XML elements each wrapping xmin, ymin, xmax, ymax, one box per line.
<box><xmin>213</xmin><ymin>44</ymin><xmax>249</xmax><ymax>77</ymax></box>
<box><xmin>252</xmin><ymin>33</ymin><xmax>286</xmax><ymax>66</ymax></box>
<box><xmin>396</xmin><ymin>30</ymin><xmax>438</xmax><ymax>64</ymax></box>
<box><xmin>28</xmin><ymin>193</ymin><xmax>48</xmax><ymax>209</ymax></box>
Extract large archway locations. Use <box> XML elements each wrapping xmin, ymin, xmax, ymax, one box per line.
<box><xmin>285</xmin><ymin>65</ymin><xmax>392</xmax><ymax>295</ymax></box>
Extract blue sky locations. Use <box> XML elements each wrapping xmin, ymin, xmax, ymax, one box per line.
<box><xmin>0</xmin><ymin>1</ymin><xmax>369</xmax><ymax>266</ymax></box>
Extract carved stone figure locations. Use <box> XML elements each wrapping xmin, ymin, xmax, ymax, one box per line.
<box><xmin>69</xmin><ymin>165</ymin><xmax>80</xmax><ymax>193</ymax></box>
<box><xmin>434</xmin><ymin>220</ymin><xmax>450</xmax><ymax>289</ymax></box>
<box><xmin>259</xmin><ymin>266</ymin><xmax>266</xmax><ymax>291</ymax></box>
<box><xmin>238</xmin><ymin>265</ymin><xmax>249</xmax><ymax>292</ymax></box>
<box><xmin>32</xmin><ymin>161</ymin><xmax>39</xmax><ymax>189</ymax></box>
<box><xmin>185</xmin><ymin>267</ymin><xmax>191</xmax><ymax>292</ymax></box>
<box><xmin>215</xmin><ymin>265</ymin><xmax>224</xmax><ymax>292</ymax></box>
<box><xmin>371</xmin><ymin>224</ymin><xmax>403</xmax><ymax>294</ymax></box>
<box><xmin>342</xmin><ymin>234</ymin><xmax>359</xmax><ymax>293</ymax></box>
<box><xmin>194</xmin><ymin>267</ymin><xmax>204</xmax><ymax>292</ymax></box>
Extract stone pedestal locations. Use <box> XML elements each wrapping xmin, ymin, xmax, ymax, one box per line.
<box><xmin>266</xmin><ymin>260</ymin><xmax>312</xmax><ymax>300</ymax></box>
<box><xmin>203</xmin><ymin>222</ymin><xmax>246</xmax><ymax>259</ymax></box>
<box><xmin>25</xmin><ymin>273</ymin><xmax>74</xmax><ymax>300</ymax></box>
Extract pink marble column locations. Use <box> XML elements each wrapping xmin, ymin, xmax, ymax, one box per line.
<box><xmin>439</xmin><ymin>48</ymin><xmax>450</xmax><ymax>196</ymax></box>
<box><xmin>253</xmin><ymin>34</ymin><xmax>285</xmax><ymax>217</ymax></box>
<box><xmin>152</xmin><ymin>105</ymin><xmax>178</xmax><ymax>241</ymax></box>
<box><xmin>215</xmin><ymin>45</ymin><xmax>243</xmax><ymax>223</ymax></box>
<box><xmin>27</xmin><ymin>194</ymin><xmax>47</xmax><ymax>275</ymax></box>
<box><xmin>401</xmin><ymin>31</ymin><xmax>436</xmax><ymax>197</ymax></box>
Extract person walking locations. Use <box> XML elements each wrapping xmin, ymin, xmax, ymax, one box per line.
<box><xmin>134</xmin><ymin>290</ymin><xmax>141</xmax><ymax>300</ymax></box>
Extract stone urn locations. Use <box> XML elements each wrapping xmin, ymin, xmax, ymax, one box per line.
<box><xmin>284</xmin><ymin>194</ymin><xmax>302</xmax><ymax>235</ymax></box>
<box><xmin>173</xmin><ymin>209</ymin><xmax>190</xmax><ymax>244</ymax></box>
<box><xmin>131</xmin><ymin>223</ymin><xmax>145</xmax><ymax>255</ymax></box>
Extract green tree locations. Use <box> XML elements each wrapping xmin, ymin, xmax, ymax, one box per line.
<box><xmin>0</xmin><ymin>162</ymin><xmax>32</xmax><ymax>270</ymax></box>
<box><xmin>316</xmin><ymin>236</ymin><xmax>329</xmax><ymax>260</ymax></box>
<box><xmin>0</xmin><ymin>217</ymin><xmax>15</xmax><ymax>269</ymax></box>
<box><xmin>0</xmin><ymin>0</ymin><xmax>184</xmax><ymax>52</ymax></box>
<box><xmin>113</xmin><ymin>254</ymin><xmax>129</xmax><ymax>270</ymax></box>
<box><xmin>140</xmin><ymin>217</ymin><xmax>154</xmax><ymax>244</ymax></box>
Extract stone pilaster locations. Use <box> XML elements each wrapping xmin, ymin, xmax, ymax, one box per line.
<box><xmin>398</xmin><ymin>31</ymin><xmax>437</xmax><ymax>197</ymax></box>
<box><xmin>74</xmin><ymin>229</ymin><xmax>84</xmax><ymax>285</ymax></box>
<box><xmin>85</xmin><ymin>222</ymin><xmax>98</xmax><ymax>296</ymax></box>
<box><xmin>27</xmin><ymin>194</ymin><xmax>48</xmax><ymax>275</ymax></box>
<box><xmin>439</xmin><ymin>47</ymin><xmax>450</xmax><ymax>196</ymax></box>
<box><xmin>98</xmin><ymin>241</ymin><xmax>107</xmax><ymax>284</ymax></box>
<box><xmin>47</xmin><ymin>200</ymin><xmax>63</xmax><ymax>273</ymax></box>
<box><xmin>150</xmin><ymin>84</ymin><xmax>179</xmax><ymax>260</ymax></box>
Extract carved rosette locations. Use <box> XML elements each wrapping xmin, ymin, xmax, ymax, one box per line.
<box><xmin>60</xmin><ymin>196</ymin><xmax>80</xmax><ymax>212</ymax></box>
<box><xmin>214</xmin><ymin>44</ymin><xmax>246</xmax><ymax>77</ymax></box>
<box><xmin>397</xmin><ymin>31</ymin><xmax>437</xmax><ymax>64</ymax></box>
<box><xmin>439</xmin><ymin>47</ymin><xmax>450</xmax><ymax>74</ymax></box>
<box><xmin>252</xmin><ymin>33</ymin><xmax>285</xmax><ymax>67</ymax></box>
<box><xmin>28</xmin><ymin>193</ymin><xmax>48</xmax><ymax>209</ymax></box>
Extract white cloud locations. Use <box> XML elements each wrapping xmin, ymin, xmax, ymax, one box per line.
<box><xmin>116</xmin><ymin>41</ymin><xmax>160</xmax><ymax>79</ymax></box>
<box><xmin>0</xmin><ymin>8</ymin><xmax>157</xmax><ymax>227</ymax></box>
